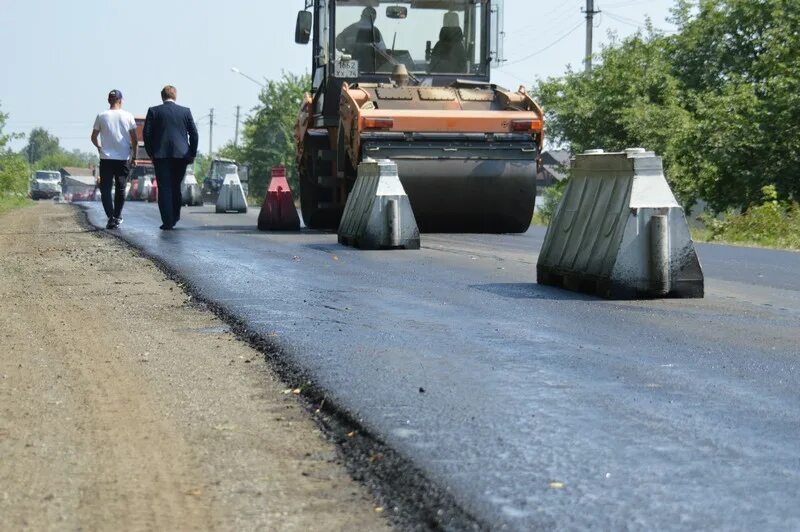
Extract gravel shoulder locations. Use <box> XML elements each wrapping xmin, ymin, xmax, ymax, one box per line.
<box><xmin>0</xmin><ymin>203</ymin><xmax>389</xmax><ymax>531</ymax></box>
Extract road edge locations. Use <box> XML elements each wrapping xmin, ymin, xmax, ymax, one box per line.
<box><xmin>74</xmin><ymin>204</ymin><xmax>485</xmax><ymax>532</ymax></box>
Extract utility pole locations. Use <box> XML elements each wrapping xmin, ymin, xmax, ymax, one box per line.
<box><xmin>234</xmin><ymin>105</ymin><xmax>241</xmax><ymax>148</ymax></box>
<box><xmin>583</xmin><ymin>0</ymin><xmax>601</xmax><ymax>73</ymax></box>
<box><xmin>208</xmin><ymin>108</ymin><xmax>214</xmax><ymax>156</ymax></box>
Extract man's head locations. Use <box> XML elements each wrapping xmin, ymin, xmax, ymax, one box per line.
<box><xmin>107</xmin><ymin>89</ymin><xmax>123</xmax><ymax>108</ymax></box>
<box><xmin>361</xmin><ymin>7</ymin><xmax>377</xmax><ymax>22</ymax></box>
<box><xmin>161</xmin><ymin>85</ymin><xmax>177</xmax><ymax>102</ymax></box>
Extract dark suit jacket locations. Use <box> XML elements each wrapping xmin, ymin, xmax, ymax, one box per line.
<box><xmin>143</xmin><ymin>101</ymin><xmax>199</xmax><ymax>161</ymax></box>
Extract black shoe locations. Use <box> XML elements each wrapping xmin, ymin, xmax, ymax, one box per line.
<box><xmin>106</xmin><ymin>218</ymin><xmax>118</xmax><ymax>229</ymax></box>
<box><xmin>159</xmin><ymin>224</ymin><xmax>174</xmax><ymax>230</ymax></box>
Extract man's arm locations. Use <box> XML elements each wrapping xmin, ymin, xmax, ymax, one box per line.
<box><xmin>91</xmin><ymin>127</ymin><xmax>102</xmax><ymax>185</ymax></box>
<box><xmin>91</xmin><ymin>114</ymin><xmax>102</xmax><ymax>152</ymax></box>
<box><xmin>186</xmin><ymin>109</ymin><xmax>199</xmax><ymax>162</ymax></box>
<box><xmin>142</xmin><ymin>108</ymin><xmax>154</xmax><ymax>159</ymax></box>
<box><xmin>128</xmin><ymin>129</ymin><xmax>138</xmax><ymax>166</ymax></box>
<box><xmin>91</xmin><ymin>129</ymin><xmax>101</xmax><ymax>151</ymax></box>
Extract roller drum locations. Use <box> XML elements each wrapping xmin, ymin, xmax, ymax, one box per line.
<box><xmin>361</xmin><ymin>139</ymin><xmax>537</xmax><ymax>233</ymax></box>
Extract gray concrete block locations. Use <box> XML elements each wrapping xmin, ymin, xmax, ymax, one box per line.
<box><xmin>537</xmin><ymin>148</ymin><xmax>704</xmax><ymax>298</ymax></box>
<box><xmin>338</xmin><ymin>159</ymin><xmax>420</xmax><ymax>250</ymax></box>
<box><xmin>215</xmin><ymin>172</ymin><xmax>247</xmax><ymax>213</ymax></box>
<box><xmin>181</xmin><ymin>173</ymin><xmax>203</xmax><ymax>206</ymax></box>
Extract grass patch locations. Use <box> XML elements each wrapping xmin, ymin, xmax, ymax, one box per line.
<box><xmin>0</xmin><ymin>195</ymin><xmax>34</xmax><ymax>217</ymax></box>
<box><xmin>536</xmin><ymin>183</ymin><xmax>799</xmax><ymax>252</ymax></box>
<box><xmin>693</xmin><ymin>186</ymin><xmax>800</xmax><ymax>250</ymax></box>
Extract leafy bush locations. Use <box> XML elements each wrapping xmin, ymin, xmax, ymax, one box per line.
<box><xmin>704</xmin><ymin>185</ymin><xmax>800</xmax><ymax>249</ymax></box>
<box><xmin>0</xmin><ymin>153</ymin><xmax>29</xmax><ymax>196</ymax></box>
<box><xmin>533</xmin><ymin>179</ymin><xmax>568</xmax><ymax>226</ymax></box>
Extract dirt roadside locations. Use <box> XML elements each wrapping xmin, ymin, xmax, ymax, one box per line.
<box><xmin>0</xmin><ymin>203</ymin><xmax>389</xmax><ymax>531</ymax></box>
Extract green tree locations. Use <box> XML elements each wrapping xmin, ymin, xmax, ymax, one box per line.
<box><xmin>535</xmin><ymin>0</ymin><xmax>800</xmax><ymax>212</ymax></box>
<box><xmin>0</xmin><ymin>104</ymin><xmax>11</xmax><ymax>151</ymax></box>
<box><xmin>237</xmin><ymin>72</ymin><xmax>310</xmax><ymax>198</ymax></box>
<box><xmin>23</xmin><ymin>127</ymin><xmax>61</xmax><ymax>164</ymax></box>
<box><xmin>193</xmin><ymin>153</ymin><xmax>213</xmax><ymax>181</ymax></box>
<box><xmin>0</xmin><ymin>154</ymin><xmax>29</xmax><ymax>195</ymax></box>
<box><xmin>0</xmin><ymin>102</ymin><xmax>30</xmax><ymax>195</ymax></box>
<box><xmin>536</xmin><ymin>27</ymin><xmax>696</xmax><ymax>203</ymax></box>
<box><xmin>669</xmin><ymin>0</ymin><xmax>800</xmax><ymax>210</ymax></box>
<box><xmin>34</xmin><ymin>150</ymin><xmax>95</xmax><ymax>172</ymax></box>
<box><xmin>537</xmin><ymin>28</ymin><xmax>689</xmax><ymax>155</ymax></box>
<box><xmin>216</xmin><ymin>142</ymin><xmax>243</xmax><ymax>167</ymax></box>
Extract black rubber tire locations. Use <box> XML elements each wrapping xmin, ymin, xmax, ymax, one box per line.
<box><xmin>299</xmin><ymin>148</ymin><xmax>342</xmax><ymax>230</ymax></box>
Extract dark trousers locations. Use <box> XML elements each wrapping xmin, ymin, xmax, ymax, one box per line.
<box><xmin>98</xmin><ymin>159</ymin><xmax>130</xmax><ymax>219</ymax></box>
<box><xmin>153</xmin><ymin>158</ymin><xmax>188</xmax><ymax>228</ymax></box>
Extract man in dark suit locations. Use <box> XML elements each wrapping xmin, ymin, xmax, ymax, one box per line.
<box><xmin>143</xmin><ymin>85</ymin><xmax>199</xmax><ymax>230</ymax></box>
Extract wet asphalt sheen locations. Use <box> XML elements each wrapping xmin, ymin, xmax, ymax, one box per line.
<box><xmin>86</xmin><ymin>202</ymin><xmax>800</xmax><ymax>530</ymax></box>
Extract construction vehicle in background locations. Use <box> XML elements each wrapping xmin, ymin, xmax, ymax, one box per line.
<box><xmin>202</xmin><ymin>158</ymin><xmax>250</xmax><ymax>203</ymax></box>
<box><xmin>29</xmin><ymin>170</ymin><xmax>62</xmax><ymax>200</ymax></box>
<box><xmin>134</xmin><ymin>117</ymin><xmax>153</xmax><ymax>170</ymax></box>
<box><xmin>293</xmin><ymin>0</ymin><xmax>543</xmax><ymax>232</ymax></box>
<box><xmin>128</xmin><ymin>117</ymin><xmax>156</xmax><ymax>201</ymax></box>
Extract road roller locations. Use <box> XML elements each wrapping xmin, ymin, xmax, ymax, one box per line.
<box><xmin>294</xmin><ymin>0</ymin><xmax>543</xmax><ymax>232</ymax></box>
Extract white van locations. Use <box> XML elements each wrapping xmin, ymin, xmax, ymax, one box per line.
<box><xmin>30</xmin><ymin>170</ymin><xmax>62</xmax><ymax>200</ymax></box>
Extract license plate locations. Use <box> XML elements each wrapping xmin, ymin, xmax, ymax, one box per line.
<box><xmin>334</xmin><ymin>60</ymin><xmax>359</xmax><ymax>78</ymax></box>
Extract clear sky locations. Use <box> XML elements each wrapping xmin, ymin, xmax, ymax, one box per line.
<box><xmin>0</xmin><ymin>0</ymin><xmax>676</xmax><ymax>154</ymax></box>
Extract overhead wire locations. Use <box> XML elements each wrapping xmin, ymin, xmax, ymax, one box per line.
<box><xmin>601</xmin><ymin>0</ymin><xmax>649</xmax><ymax>8</ymax></box>
<box><xmin>505</xmin><ymin>1</ymin><xmax>582</xmax><ymax>37</ymax></box>
<box><xmin>506</xmin><ymin>3</ymin><xmax>584</xmax><ymax>47</ymax></box>
<box><xmin>603</xmin><ymin>10</ymin><xmax>673</xmax><ymax>33</ymax></box>
<box><xmin>503</xmin><ymin>20</ymin><xmax>585</xmax><ymax>67</ymax></box>
<box><xmin>603</xmin><ymin>10</ymin><xmax>648</xmax><ymax>28</ymax></box>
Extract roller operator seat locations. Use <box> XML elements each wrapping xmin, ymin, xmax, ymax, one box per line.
<box><xmin>430</xmin><ymin>13</ymin><xmax>467</xmax><ymax>73</ymax></box>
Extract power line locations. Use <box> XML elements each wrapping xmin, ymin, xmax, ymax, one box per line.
<box><xmin>601</xmin><ymin>0</ymin><xmax>648</xmax><ymax>7</ymax></box>
<box><xmin>506</xmin><ymin>2</ymin><xmax>582</xmax><ymax>37</ymax></box>
<box><xmin>503</xmin><ymin>21</ymin><xmax>585</xmax><ymax>67</ymax></box>
<box><xmin>495</xmin><ymin>68</ymin><xmax>533</xmax><ymax>87</ymax></box>
<box><xmin>603</xmin><ymin>10</ymin><xmax>672</xmax><ymax>33</ymax></box>
<box><xmin>604</xmin><ymin>10</ymin><xmax>648</xmax><ymax>27</ymax></box>
<box><xmin>506</xmin><ymin>4</ymin><xmax>584</xmax><ymax>46</ymax></box>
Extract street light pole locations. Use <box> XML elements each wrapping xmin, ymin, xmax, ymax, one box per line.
<box><xmin>234</xmin><ymin>105</ymin><xmax>241</xmax><ymax>148</ymax></box>
<box><xmin>231</xmin><ymin>67</ymin><xmax>266</xmax><ymax>89</ymax></box>
<box><xmin>209</xmin><ymin>108</ymin><xmax>214</xmax><ymax>157</ymax></box>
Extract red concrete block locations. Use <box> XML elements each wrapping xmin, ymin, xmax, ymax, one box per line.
<box><xmin>148</xmin><ymin>177</ymin><xmax>158</xmax><ymax>203</ymax></box>
<box><xmin>257</xmin><ymin>165</ymin><xmax>300</xmax><ymax>231</ymax></box>
<box><xmin>128</xmin><ymin>179</ymin><xmax>140</xmax><ymax>200</ymax></box>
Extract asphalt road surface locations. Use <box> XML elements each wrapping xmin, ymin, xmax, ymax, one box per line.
<box><xmin>86</xmin><ymin>201</ymin><xmax>800</xmax><ymax>530</ymax></box>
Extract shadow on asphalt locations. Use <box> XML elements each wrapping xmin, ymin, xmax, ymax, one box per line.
<box><xmin>178</xmin><ymin>226</ymin><xmax>327</xmax><ymax>236</ymax></box>
<box><xmin>470</xmin><ymin>282</ymin><xmax>596</xmax><ymax>301</ymax></box>
<box><xmin>176</xmin><ymin>225</ymin><xmax>261</xmax><ymax>233</ymax></box>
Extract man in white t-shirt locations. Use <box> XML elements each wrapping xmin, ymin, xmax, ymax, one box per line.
<box><xmin>90</xmin><ymin>89</ymin><xmax>138</xmax><ymax>229</ymax></box>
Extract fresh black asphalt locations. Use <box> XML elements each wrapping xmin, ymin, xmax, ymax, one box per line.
<box><xmin>86</xmin><ymin>202</ymin><xmax>800</xmax><ymax>530</ymax></box>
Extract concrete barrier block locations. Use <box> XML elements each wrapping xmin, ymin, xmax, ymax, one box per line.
<box><xmin>215</xmin><ymin>172</ymin><xmax>248</xmax><ymax>213</ymax></box>
<box><xmin>181</xmin><ymin>173</ymin><xmax>203</xmax><ymax>206</ymax></box>
<box><xmin>537</xmin><ymin>148</ymin><xmax>703</xmax><ymax>298</ymax></box>
<box><xmin>338</xmin><ymin>159</ymin><xmax>420</xmax><ymax>250</ymax></box>
<box><xmin>148</xmin><ymin>178</ymin><xmax>158</xmax><ymax>202</ymax></box>
<box><xmin>138</xmin><ymin>175</ymin><xmax>153</xmax><ymax>201</ymax></box>
<box><xmin>258</xmin><ymin>165</ymin><xmax>300</xmax><ymax>231</ymax></box>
